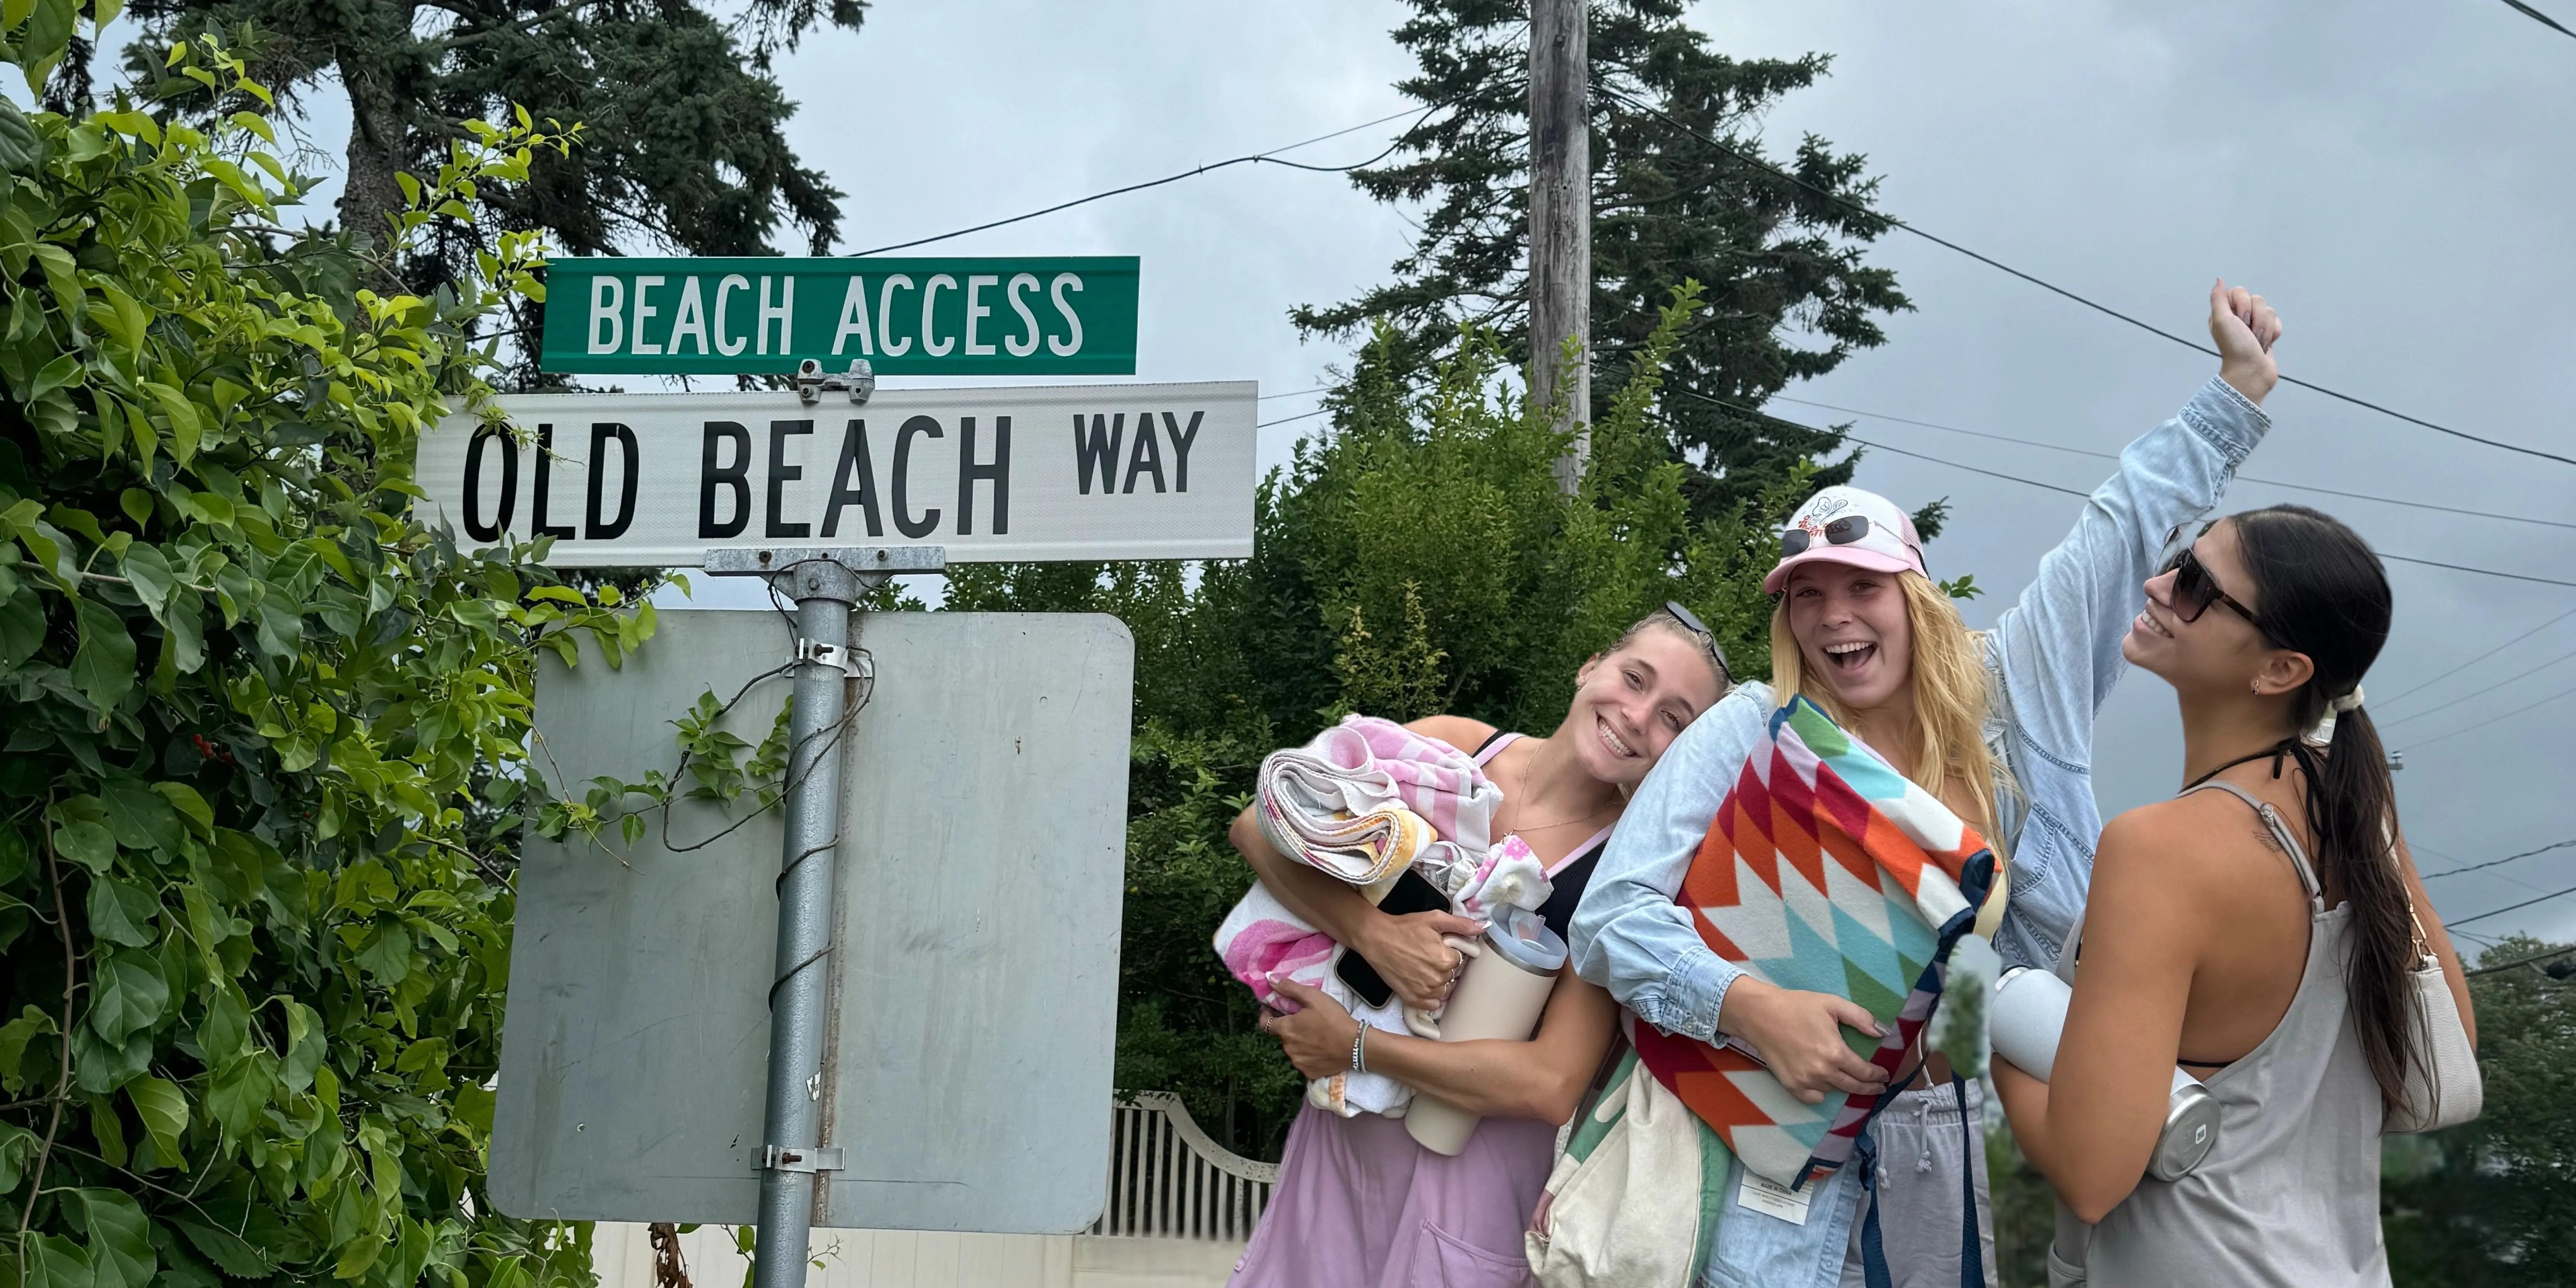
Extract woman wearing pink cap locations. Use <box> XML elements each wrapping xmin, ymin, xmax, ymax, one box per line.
<box><xmin>1574</xmin><ymin>281</ymin><xmax>2285</xmax><ymax>1287</ymax></box>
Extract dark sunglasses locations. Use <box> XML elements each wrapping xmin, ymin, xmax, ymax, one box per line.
<box><xmin>2163</xmin><ymin>547</ymin><xmax>2263</xmax><ymax>629</ymax></box>
<box><xmin>1780</xmin><ymin>515</ymin><xmax>1871</xmax><ymax>559</ymax></box>
<box><xmin>1660</xmin><ymin>600</ymin><xmax>1733</xmax><ymax>688</ymax></box>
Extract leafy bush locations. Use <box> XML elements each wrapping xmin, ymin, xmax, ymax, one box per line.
<box><xmin>0</xmin><ymin>30</ymin><xmax>641</xmax><ymax>1288</ymax></box>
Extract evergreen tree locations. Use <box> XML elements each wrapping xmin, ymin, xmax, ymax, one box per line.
<box><xmin>109</xmin><ymin>0</ymin><xmax>859</xmax><ymax>328</ymax></box>
<box><xmin>1293</xmin><ymin>0</ymin><xmax>1913</xmax><ymax>518</ymax></box>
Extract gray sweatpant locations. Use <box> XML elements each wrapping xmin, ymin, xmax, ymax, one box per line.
<box><xmin>1838</xmin><ymin>1078</ymin><xmax>2000</xmax><ymax>1288</ymax></box>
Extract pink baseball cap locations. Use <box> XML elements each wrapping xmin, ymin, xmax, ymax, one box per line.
<box><xmin>1762</xmin><ymin>486</ymin><xmax>1929</xmax><ymax>595</ymax></box>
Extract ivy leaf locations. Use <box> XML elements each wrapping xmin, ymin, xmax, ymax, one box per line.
<box><xmin>145</xmin><ymin>1222</ymin><xmax>224</xmax><ymax>1288</ymax></box>
<box><xmin>126</xmin><ymin>1075</ymin><xmax>189</xmax><ymax>1169</ymax></box>
<box><xmin>279</xmin><ymin>999</ymin><xmax>323</xmax><ymax>1093</ymax></box>
<box><xmin>68</xmin><ymin>1025</ymin><xmax>152</xmax><ymax>1094</ymax></box>
<box><xmin>351</xmin><ymin>920</ymin><xmax>413</xmax><ymax>983</ymax></box>
<box><xmin>52</xmin><ymin>820</ymin><xmax>115</xmax><ymax>873</ymax></box>
<box><xmin>117</xmin><ymin>544</ymin><xmax>177</xmax><ymax>619</ymax></box>
<box><xmin>160</xmin><ymin>587</ymin><xmax>206</xmax><ymax>673</ymax></box>
<box><xmin>197</xmin><ymin>986</ymin><xmax>249</xmax><ymax>1064</ymax></box>
<box><xmin>171</xmin><ymin>1218</ymin><xmax>277</xmax><ymax>1278</ymax></box>
<box><xmin>21</xmin><ymin>1233</ymin><xmax>94</xmax><ymax>1288</ymax></box>
<box><xmin>61</xmin><ymin>1188</ymin><xmax>156</xmax><ymax>1288</ymax></box>
<box><xmin>70</xmin><ymin>599</ymin><xmax>136</xmax><ymax>712</ymax></box>
<box><xmin>152</xmin><ymin>782</ymin><xmax>214</xmax><ymax>837</ymax></box>
<box><xmin>0</xmin><ymin>583</ymin><xmax>44</xmax><ymax>670</ymax></box>
<box><xmin>205</xmin><ymin>1052</ymin><xmax>277</xmax><ymax>1139</ymax></box>
<box><xmin>0</xmin><ymin>1119</ymin><xmax>37</xmax><ymax>1192</ymax></box>
<box><xmin>84</xmin><ymin>878</ymin><xmax>160</xmax><ymax>948</ymax></box>
<box><xmin>0</xmin><ymin>94</ymin><xmax>46</xmax><ymax>173</ymax></box>
<box><xmin>87</xmin><ymin>951</ymin><xmax>170</xmax><ymax>1042</ymax></box>
<box><xmin>0</xmin><ymin>1004</ymin><xmax>58</xmax><ymax>1090</ymax></box>
<box><xmin>100</xmin><ymin>777</ymin><xmax>183</xmax><ymax>855</ymax></box>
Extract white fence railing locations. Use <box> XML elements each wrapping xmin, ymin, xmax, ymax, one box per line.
<box><xmin>1089</xmin><ymin>1092</ymin><xmax>1279</xmax><ymax>1243</ymax></box>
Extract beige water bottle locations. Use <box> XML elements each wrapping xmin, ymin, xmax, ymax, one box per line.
<box><xmin>1403</xmin><ymin>911</ymin><xmax>1567</xmax><ymax>1156</ymax></box>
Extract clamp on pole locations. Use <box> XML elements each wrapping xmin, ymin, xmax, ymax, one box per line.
<box><xmin>795</xmin><ymin>358</ymin><xmax>875</xmax><ymax>406</ymax></box>
<box><xmin>758</xmin><ymin>1144</ymin><xmax>845</xmax><ymax>1174</ymax></box>
<box><xmin>794</xmin><ymin>638</ymin><xmax>869</xmax><ymax>679</ymax></box>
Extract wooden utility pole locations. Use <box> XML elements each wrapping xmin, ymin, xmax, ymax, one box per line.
<box><xmin>1530</xmin><ymin>0</ymin><xmax>1591</xmax><ymax>494</ymax></box>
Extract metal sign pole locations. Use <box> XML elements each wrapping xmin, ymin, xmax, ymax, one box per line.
<box><xmin>705</xmin><ymin>541</ymin><xmax>945</xmax><ymax>1287</ymax></box>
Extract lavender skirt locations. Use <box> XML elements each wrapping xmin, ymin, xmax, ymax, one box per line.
<box><xmin>1229</xmin><ymin>1103</ymin><xmax>1556</xmax><ymax>1288</ymax></box>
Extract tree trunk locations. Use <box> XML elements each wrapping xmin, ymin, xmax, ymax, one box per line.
<box><xmin>338</xmin><ymin>66</ymin><xmax>411</xmax><ymax>246</ymax></box>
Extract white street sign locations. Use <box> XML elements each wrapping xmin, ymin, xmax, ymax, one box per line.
<box><xmin>414</xmin><ymin>381</ymin><xmax>1255</xmax><ymax>566</ymax></box>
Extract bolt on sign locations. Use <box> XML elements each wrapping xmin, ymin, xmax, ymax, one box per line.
<box><xmin>413</xmin><ymin>382</ymin><xmax>1255</xmax><ymax>566</ymax></box>
<box><xmin>538</xmin><ymin>256</ymin><xmax>1140</xmax><ymax>376</ymax></box>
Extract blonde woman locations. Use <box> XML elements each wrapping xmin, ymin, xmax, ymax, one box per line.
<box><xmin>1573</xmin><ymin>282</ymin><xmax>2285</xmax><ymax>1287</ymax></box>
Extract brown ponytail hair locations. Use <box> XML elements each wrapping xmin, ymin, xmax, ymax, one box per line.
<box><xmin>2230</xmin><ymin>504</ymin><xmax>2418</xmax><ymax>1119</ymax></box>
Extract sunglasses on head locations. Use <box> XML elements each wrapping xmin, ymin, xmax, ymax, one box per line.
<box><xmin>1780</xmin><ymin>515</ymin><xmax>1871</xmax><ymax>559</ymax></box>
<box><xmin>2162</xmin><ymin>547</ymin><xmax>2263</xmax><ymax>629</ymax></box>
<box><xmin>1660</xmin><ymin>600</ymin><xmax>1733</xmax><ymax>688</ymax></box>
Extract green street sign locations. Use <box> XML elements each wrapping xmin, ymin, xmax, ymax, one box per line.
<box><xmin>539</xmin><ymin>256</ymin><xmax>1139</xmax><ymax>376</ymax></box>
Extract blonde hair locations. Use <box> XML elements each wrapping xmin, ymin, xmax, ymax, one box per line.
<box><xmin>1770</xmin><ymin>573</ymin><xmax>2011</xmax><ymax>855</ymax></box>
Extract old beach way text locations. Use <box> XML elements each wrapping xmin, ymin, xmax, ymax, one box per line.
<box><xmin>415</xmin><ymin>383</ymin><xmax>1256</xmax><ymax>566</ymax></box>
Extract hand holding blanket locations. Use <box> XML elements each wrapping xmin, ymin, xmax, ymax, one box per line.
<box><xmin>1213</xmin><ymin>716</ymin><xmax>1507</xmax><ymax>1116</ymax></box>
<box><xmin>1630</xmin><ymin>697</ymin><xmax>1997</xmax><ymax>1188</ymax></box>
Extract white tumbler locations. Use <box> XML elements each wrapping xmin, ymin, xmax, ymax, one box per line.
<box><xmin>1992</xmin><ymin>966</ymin><xmax>2220</xmax><ymax>1181</ymax></box>
<box><xmin>1404</xmin><ymin>911</ymin><xmax>1568</xmax><ymax>1155</ymax></box>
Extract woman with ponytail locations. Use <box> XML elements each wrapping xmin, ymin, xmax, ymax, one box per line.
<box><xmin>1993</xmin><ymin>505</ymin><xmax>2475</xmax><ymax>1285</ymax></box>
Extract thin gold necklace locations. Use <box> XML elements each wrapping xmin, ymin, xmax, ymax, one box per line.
<box><xmin>1497</xmin><ymin>747</ymin><xmax>1619</xmax><ymax>836</ymax></box>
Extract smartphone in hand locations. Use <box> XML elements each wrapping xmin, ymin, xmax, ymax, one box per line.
<box><xmin>1332</xmin><ymin>869</ymin><xmax>1451</xmax><ymax>1010</ymax></box>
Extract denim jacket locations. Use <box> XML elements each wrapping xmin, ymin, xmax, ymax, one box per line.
<box><xmin>1569</xmin><ymin>377</ymin><xmax>2270</xmax><ymax>1286</ymax></box>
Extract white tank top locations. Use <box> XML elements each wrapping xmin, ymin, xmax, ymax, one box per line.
<box><xmin>2053</xmin><ymin>779</ymin><xmax>2391</xmax><ymax>1288</ymax></box>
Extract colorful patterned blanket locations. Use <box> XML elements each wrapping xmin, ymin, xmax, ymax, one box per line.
<box><xmin>1631</xmin><ymin>697</ymin><xmax>1997</xmax><ymax>1189</ymax></box>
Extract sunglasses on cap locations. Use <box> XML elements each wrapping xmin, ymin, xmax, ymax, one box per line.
<box><xmin>2162</xmin><ymin>546</ymin><xmax>2265</xmax><ymax>631</ymax></box>
<box><xmin>1659</xmin><ymin>600</ymin><xmax>1733</xmax><ymax>688</ymax></box>
<box><xmin>1780</xmin><ymin>515</ymin><xmax>1872</xmax><ymax>559</ymax></box>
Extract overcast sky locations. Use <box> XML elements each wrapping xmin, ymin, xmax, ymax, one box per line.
<box><xmin>260</xmin><ymin>0</ymin><xmax>2576</xmax><ymax>949</ymax></box>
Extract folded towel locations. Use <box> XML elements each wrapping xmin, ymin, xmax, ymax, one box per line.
<box><xmin>1251</xmin><ymin>717</ymin><xmax>1500</xmax><ymax>883</ymax></box>
<box><xmin>1630</xmin><ymin>697</ymin><xmax>1998</xmax><ymax>1188</ymax></box>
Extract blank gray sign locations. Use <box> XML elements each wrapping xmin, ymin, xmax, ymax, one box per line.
<box><xmin>491</xmin><ymin>609</ymin><xmax>1132</xmax><ymax>1234</ymax></box>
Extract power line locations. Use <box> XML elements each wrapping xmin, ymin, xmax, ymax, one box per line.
<box><xmin>2373</xmin><ymin>605</ymin><xmax>2576</xmax><ymax>709</ymax></box>
<box><xmin>1684</xmin><ymin>389</ymin><xmax>2576</xmax><ymax>588</ymax></box>
<box><xmin>2448</xmin><ymin>881</ymin><xmax>2576</xmax><ymax>928</ymax></box>
<box><xmin>2397</xmin><ymin>675</ymin><xmax>2576</xmax><ymax>752</ymax></box>
<box><xmin>2376</xmin><ymin>645</ymin><xmax>2576</xmax><ymax>730</ymax></box>
<box><xmin>850</xmin><ymin>102</ymin><xmax>1442</xmax><ymax>256</ymax></box>
<box><xmin>1259</xmin><ymin>383</ymin><xmax>1332</xmax><ymax>402</ymax></box>
<box><xmin>1767</xmin><ymin>394</ymin><xmax>2576</xmax><ymax>532</ymax></box>
<box><xmin>2466</xmin><ymin>944</ymin><xmax>2575</xmax><ymax>979</ymax></box>
<box><xmin>2500</xmin><ymin>0</ymin><xmax>2576</xmax><ymax>40</ymax></box>
<box><xmin>1258</xmin><ymin>407</ymin><xmax>1329</xmax><ymax>429</ymax></box>
<box><xmin>1603</xmin><ymin>88</ymin><xmax>2576</xmax><ymax>470</ymax></box>
<box><xmin>2424</xmin><ymin>837</ymin><xmax>2576</xmax><ymax>880</ymax></box>
<box><xmin>1847</xmin><ymin>434</ymin><xmax>2088</xmax><ymax>497</ymax></box>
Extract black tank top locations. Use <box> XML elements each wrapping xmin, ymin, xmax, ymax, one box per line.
<box><xmin>1472</xmin><ymin>729</ymin><xmax>1611</xmax><ymax>944</ymax></box>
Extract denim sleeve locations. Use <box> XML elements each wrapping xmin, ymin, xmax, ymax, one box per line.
<box><xmin>1987</xmin><ymin>376</ymin><xmax>2268</xmax><ymax>956</ymax></box>
<box><xmin>1570</xmin><ymin>682</ymin><xmax>1772</xmax><ymax>1044</ymax></box>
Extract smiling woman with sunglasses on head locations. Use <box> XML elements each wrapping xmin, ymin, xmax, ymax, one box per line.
<box><xmin>1573</xmin><ymin>281</ymin><xmax>2285</xmax><ymax>1288</ymax></box>
<box><xmin>1992</xmin><ymin>507</ymin><xmax>2474</xmax><ymax>1286</ymax></box>
<box><xmin>1227</xmin><ymin>607</ymin><xmax>1729</xmax><ymax>1288</ymax></box>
